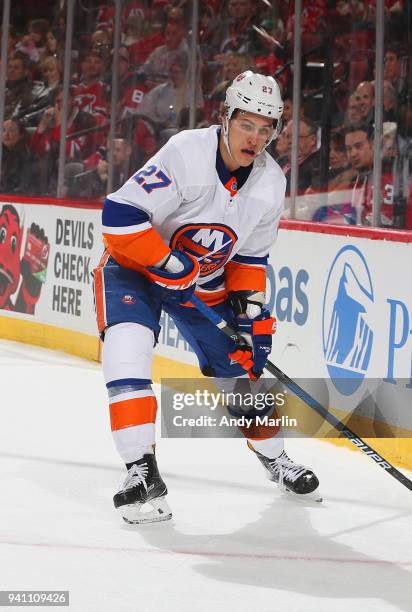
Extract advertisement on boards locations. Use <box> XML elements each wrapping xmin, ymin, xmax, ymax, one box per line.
<box><xmin>0</xmin><ymin>200</ymin><xmax>103</xmax><ymax>335</ymax></box>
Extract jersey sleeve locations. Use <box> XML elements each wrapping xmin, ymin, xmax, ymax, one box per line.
<box><xmin>102</xmin><ymin>140</ymin><xmax>185</xmax><ymax>270</ymax></box>
<box><xmin>225</xmin><ymin>175</ymin><xmax>285</xmax><ymax>293</ymax></box>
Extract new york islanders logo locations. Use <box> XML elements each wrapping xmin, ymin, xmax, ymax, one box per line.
<box><xmin>170</xmin><ymin>224</ymin><xmax>237</xmax><ymax>276</ymax></box>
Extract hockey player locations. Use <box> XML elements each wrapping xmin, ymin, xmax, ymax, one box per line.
<box><xmin>94</xmin><ymin>71</ymin><xmax>321</xmax><ymax>524</ymax></box>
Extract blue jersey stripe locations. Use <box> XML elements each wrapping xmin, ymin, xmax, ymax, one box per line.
<box><xmin>103</xmin><ymin>198</ymin><xmax>150</xmax><ymax>228</ymax></box>
<box><xmin>231</xmin><ymin>254</ymin><xmax>268</xmax><ymax>265</ymax></box>
<box><xmin>199</xmin><ymin>272</ymin><xmax>225</xmax><ymax>290</ymax></box>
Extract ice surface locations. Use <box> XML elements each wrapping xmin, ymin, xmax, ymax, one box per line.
<box><xmin>0</xmin><ymin>339</ymin><xmax>411</xmax><ymax>612</ymax></box>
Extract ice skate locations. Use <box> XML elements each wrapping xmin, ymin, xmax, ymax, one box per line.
<box><xmin>249</xmin><ymin>442</ymin><xmax>322</xmax><ymax>502</ymax></box>
<box><xmin>113</xmin><ymin>454</ymin><xmax>172</xmax><ymax>524</ymax></box>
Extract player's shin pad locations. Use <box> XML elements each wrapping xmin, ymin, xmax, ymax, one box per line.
<box><xmin>120</xmin><ymin>496</ymin><xmax>172</xmax><ymax>524</ymax></box>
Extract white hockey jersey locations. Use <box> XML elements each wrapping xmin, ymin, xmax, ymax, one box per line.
<box><xmin>102</xmin><ymin>125</ymin><xmax>286</xmax><ymax>303</ymax></box>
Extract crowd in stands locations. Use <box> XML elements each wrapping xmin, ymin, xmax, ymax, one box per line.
<box><xmin>1</xmin><ymin>0</ymin><xmax>411</xmax><ymax>229</ymax></box>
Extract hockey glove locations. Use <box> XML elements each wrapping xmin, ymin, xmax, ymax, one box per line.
<box><xmin>227</xmin><ymin>291</ymin><xmax>276</xmax><ymax>381</ymax></box>
<box><xmin>146</xmin><ymin>249</ymin><xmax>200</xmax><ymax>305</ymax></box>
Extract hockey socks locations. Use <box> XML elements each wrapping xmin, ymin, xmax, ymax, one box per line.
<box><xmin>103</xmin><ymin>323</ymin><xmax>158</xmax><ymax>464</ymax></box>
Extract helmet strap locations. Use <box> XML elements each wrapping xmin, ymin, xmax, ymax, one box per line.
<box><xmin>222</xmin><ymin>113</ymin><xmax>235</xmax><ymax>160</ymax></box>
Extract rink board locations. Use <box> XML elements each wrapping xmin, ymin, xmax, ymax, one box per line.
<box><xmin>0</xmin><ymin>196</ymin><xmax>411</xmax><ymax>468</ymax></box>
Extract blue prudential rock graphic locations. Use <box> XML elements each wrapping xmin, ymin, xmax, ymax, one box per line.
<box><xmin>324</xmin><ymin>252</ymin><xmax>374</xmax><ymax>395</ymax></box>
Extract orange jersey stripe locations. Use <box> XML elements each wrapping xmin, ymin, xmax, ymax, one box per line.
<box><xmin>110</xmin><ymin>395</ymin><xmax>158</xmax><ymax>431</ymax></box>
<box><xmin>93</xmin><ymin>251</ymin><xmax>110</xmax><ymax>333</ymax></box>
<box><xmin>178</xmin><ymin>235</ymin><xmax>210</xmax><ymax>256</ymax></box>
<box><xmin>225</xmin><ymin>262</ymin><xmax>266</xmax><ymax>292</ymax></box>
<box><xmin>103</xmin><ymin>226</ymin><xmax>170</xmax><ymax>269</ymax></box>
<box><xmin>97</xmin><ymin>249</ymin><xmax>111</xmax><ymax>268</ymax></box>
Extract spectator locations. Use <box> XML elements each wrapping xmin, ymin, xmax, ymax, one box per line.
<box><xmin>148</xmin><ymin>0</ymin><xmax>169</xmax><ymax>33</ymax></box>
<box><xmin>210</xmin><ymin>52</ymin><xmax>252</xmax><ymax>99</ymax></box>
<box><xmin>286</xmin><ymin>0</ymin><xmax>327</xmax><ymax>42</ymax></box>
<box><xmin>384</xmin><ymin>46</ymin><xmax>407</xmax><ymax>98</ymax></box>
<box><xmin>166</xmin><ymin>6</ymin><xmax>186</xmax><ymax>28</ymax></box>
<box><xmin>273</xmin><ymin>125</ymin><xmax>289</xmax><ymax>166</ymax></box>
<box><xmin>99</xmin><ymin>138</ymin><xmax>134</xmax><ymax>190</ymax></box>
<box><xmin>382</xmin><ymin>121</ymin><xmax>398</xmax><ymax>161</ymax></box>
<box><xmin>68</xmin><ymin>138</ymin><xmax>134</xmax><ymax>198</ymax></box>
<box><xmin>396</xmin><ymin>92</ymin><xmax>412</xmax><ymax>228</ymax></box>
<box><xmin>198</xmin><ymin>3</ymin><xmax>217</xmax><ymax>58</ymax></box>
<box><xmin>176</xmin><ymin>106</ymin><xmax>209</xmax><ymax>130</ymax></box>
<box><xmin>31</xmin><ymin>87</ymin><xmax>99</xmax><ymax>194</ymax></box>
<box><xmin>0</xmin><ymin>119</ymin><xmax>38</xmax><ymax>195</ymax></box>
<box><xmin>327</xmin><ymin>130</ymin><xmax>355</xmax><ymax>189</ymax></box>
<box><xmin>4</xmin><ymin>52</ymin><xmax>35</xmax><ymax>120</ymax></box>
<box><xmin>207</xmin><ymin>52</ymin><xmax>252</xmax><ymax>120</ymax></box>
<box><xmin>344</xmin><ymin>122</ymin><xmax>373</xmax><ymax>179</ymax></box>
<box><xmin>111</xmin><ymin>47</ymin><xmax>157</xmax><ymax>161</ymax></box>
<box><xmin>344</xmin><ymin>93</ymin><xmax>363</xmax><ymax>126</ymax></box>
<box><xmin>23</xmin><ymin>56</ymin><xmax>63</xmax><ymax>127</ymax></box>
<box><xmin>383</xmin><ymin>79</ymin><xmax>398</xmax><ymax>122</ymax></box>
<box><xmin>282</xmin><ymin>95</ymin><xmax>293</xmax><ymax>125</ymax></box>
<box><xmin>72</xmin><ymin>49</ymin><xmax>109</xmax><ymax>119</ymax></box>
<box><xmin>122</xmin><ymin>14</ymin><xmax>165</xmax><ymax>68</ymax></box>
<box><xmin>122</xmin><ymin>15</ymin><xmax>145</xmax><ymax>47</ymax></box>
<box><xmin>44</xmin><ymin>28</ymin><xmax>65</xmax><ymax>60</ymax></box>
<box><xmin>40</xmin><ymin>55</ymin><xmax>63</xmax><ymax>90</ymax></box>
<box><xmin>91</xmin><ymin>29</ymin><xmax>112</xmax><ymax>55</ymax></box>
<box><xmin>142</xmin><ymin>22</ymin><xmax>190</xmax><ymax>85</ymax></box>
<box><xmin>253</xmin><ymin>18</ymin><xmax>286</xmax><ymax>78</ymax></box>
<box><xmin>384</xmin><ymin>47</ymin><xmax>402</xmax><ymax>83</ymax></box>
<box><xmin>132</xmin><ymin>117</ymin><xmax>158</xmax><ymax>163</ymax></box>
<box><xmin>213</xmin><ymin>0</ymin><xmax>257</xmax><ymax>55</ymax></box>
<box><xmin>96</xmin><ymin>0</ymin><xmax>148</xmax><ymax>32</ymax></box>
<box><xmin>354</xmin><ymin>81</ymin><xmax>375</xmax><ymax>125</ymax></box>
<box><xmin>398</xmin><ymin>88</ymin><xmax>412</xmax><ymax>142</ymax></box>
<box><xmin>332</xmin><ymin>0</ymin><xmax>364</xmax><ymax>32</ymax></box>
<box><xmin>282</xmin><ymin>117</ymin><xmax>321</xmax><ymax>194</ymax></box>
<box><xmin>139</xmin><ymin>51</ymin><xmax>203</xmax><ymax>133</ymax></box>
<box><xmin>311</xmin><ymin>125</ymin><xmax>365</xmax><ymax>225</ymax></box>
<box><xmin>117</xmin><ymin>46</ymin><xmax>150</xmax><ymax>119</ymax></box>
<box><xmin>344</xmin><ymin>122</ymin><xmax>396</xmax><ymax>226</ymax></box>
<box><xmin>15</xmin><ymin>18</ymin><xmax>49</xmax><ymax>65</ymax></box>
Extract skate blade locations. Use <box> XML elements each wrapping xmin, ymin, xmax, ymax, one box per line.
<box><xmin>267</xmin><ymin>474</ymin><xmax>323</xmax><ymax>503</ymax></box>
<box><xmin>282</xmin><ymin>485</ymin><xmax>323</xmax><ymax>503</ymax></box>
<box><xmin>121</xmin><ymin>496</ymin><xmax>172</xmax><ymax>524</ymax></box>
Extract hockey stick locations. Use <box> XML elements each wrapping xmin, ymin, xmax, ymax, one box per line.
<box><xmin>190</xmin><ymin>294</ymin><xmax>412</xmax><ymax>492</ymax></box>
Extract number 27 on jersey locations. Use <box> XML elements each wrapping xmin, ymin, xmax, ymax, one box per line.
<box><xmin>133</xmin><ymin>165</ymin><xmax>172</xmax><ymax>194</ymax></box>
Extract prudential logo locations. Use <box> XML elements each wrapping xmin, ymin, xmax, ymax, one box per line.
<box><xmin>322</xmin><ymin>245</ymin><xmax>374</xmax><ymax>395</ymax></box>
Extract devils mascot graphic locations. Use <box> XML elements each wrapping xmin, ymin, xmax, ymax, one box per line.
<box><xmin>0</xmin><ymin>205</ymin><xmax>49</xmax><ymax>314</ymax></box>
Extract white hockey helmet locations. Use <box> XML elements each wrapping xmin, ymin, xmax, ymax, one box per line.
<box><xmin>223</xmin><ymin>70</ymin><xmax>284</xmax><ymax>154</ymax></box>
